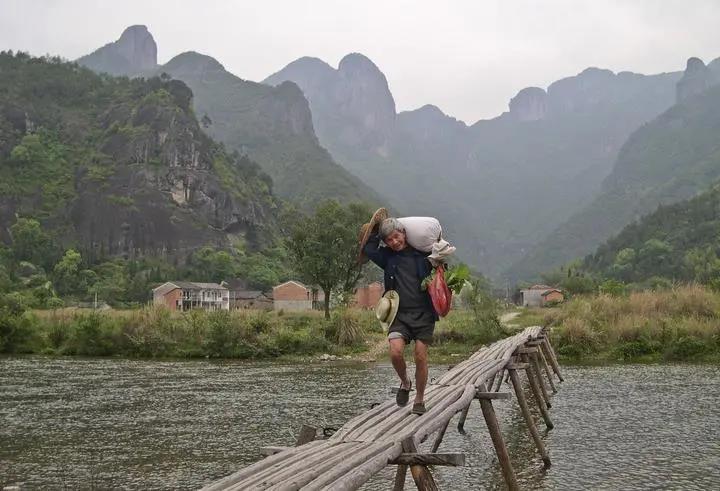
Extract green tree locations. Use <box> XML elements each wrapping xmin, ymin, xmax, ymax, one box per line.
<box><xmin>53</xmin><ymin>249</ymin><xmax>84</xmax><ymax>295</ymax></box>
<box><xmin>288</xmin><ymin>201</ymin><xmax>372</xmax><ymax>319</ymax></box>
<box><xmin>10</xmin><ymin>218</ymin><xmax>57</xmax><ymax>270</ymax></box>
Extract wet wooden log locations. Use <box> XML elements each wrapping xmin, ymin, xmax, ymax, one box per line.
<box><xmin>508</xmin><ymin>368</ymin><xmax>551</xmax><ymax>468</ymax></box>
<box><xmin>456</xmin><ymin>405</ymin><xmax>470</xmax><ymax>434</ymax></box>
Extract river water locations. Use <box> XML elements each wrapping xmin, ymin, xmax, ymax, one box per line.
<box><xmin>1</xmin><ymin>358</ymin><xmax>719</xmax><ymax>490</ymax></box>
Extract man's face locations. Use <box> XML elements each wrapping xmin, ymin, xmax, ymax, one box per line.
<box><xmin>384</xmin><ymin>229</ymin><xmax>407</xmax><ymax>252</ymax></box>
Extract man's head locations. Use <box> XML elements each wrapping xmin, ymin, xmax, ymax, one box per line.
<box><xmin>379</xmin><ymin>218</ymin><xmax>407</xmax><ymax>251</ymax></box>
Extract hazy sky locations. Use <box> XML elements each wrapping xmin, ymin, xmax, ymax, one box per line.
<box><xmin>2</xmin><ymin>0</ymin><xmax>719</xmax><ymax>122</ymax></box>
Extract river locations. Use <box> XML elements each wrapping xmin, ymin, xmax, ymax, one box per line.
<box><xmin>1</xmin><ymin>357</ymin><xmax>719</xmax><ymax>490</ymax></box>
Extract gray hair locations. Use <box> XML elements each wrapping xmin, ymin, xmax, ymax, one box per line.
<box><xmin>378</xmin><ymin>218</ymin><xmax>405</xmax><ymax>239</ymax></box>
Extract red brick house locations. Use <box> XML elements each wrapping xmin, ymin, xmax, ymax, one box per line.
<box><xmin>354</xmin><ymin>282</ymin><xmax>383</xmax><ymax>309</ymax></box>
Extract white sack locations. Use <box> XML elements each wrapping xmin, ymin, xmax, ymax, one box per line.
<box><xmin>397</xmin><ymin>216</ymin><xmax>442</xmax><ymax>253</ymax></box>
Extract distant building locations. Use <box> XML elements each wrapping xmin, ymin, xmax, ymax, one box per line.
<box><xmin>222</xmin><ymin>279</ymin><xmax>273</xmax><ymax>310</ymax></box>
<box><xmin>519</xmin><ymin>284</ymin><xmax>564</xmax><ymax>307</ymax></box>
<box><xmin>272</xmin><ymin>280</ymin><xmax>326</xmax><ymax>311</ymax></box>
<box><xmin>231</xmin><ymin>290</ymin><xmax>273</xmax><ymax>310</ymax></box>
<box><xmin>152</xmin><ymin>281</ymin><xmax>229</xmax><ymax>311</ymax></box>
<box><xmin>354</xmin><ymin>282</ymin><xmax>383</xmax><ymax>309</ymax></box>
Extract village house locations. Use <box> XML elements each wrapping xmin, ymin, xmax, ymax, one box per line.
<box><xmin>272</xmin><ymin>280</ymin><xmax>325</xmax><ymax>311</ymax></box>
<box><xmin>221</xmin><ymin>279</ymin><xmax>273</xmax><ymax>310</ymax></box>
<box><xmin>152</xmin><ymin>281</ymin><xmax>229</xmax><ymax>311</ymax></box>
<box><xmin>519</xmin><ymin>284</ymin><xmax>564</xmax><ymax>307</ymax></box>
<box><xmin>354</xmin><ymin>281</ymin><xmax>383</xmax><ymax>309</ymax></box>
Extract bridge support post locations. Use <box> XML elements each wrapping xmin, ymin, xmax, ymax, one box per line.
<box><xmin>541</xmin><ymin>337</ymin><xmax>564</xmax><ymax>382</ymax></box>
<box><xmin>477</xmin><ymin>386</ymin><xmax>519</xmax><ymax>491</ymax></box>
<box><xmin>431</xmin><ymin>419</ymin><xmax>451</xmax><ymax>452</ymax></box>
<box><xmin>393</xmin><ymin>463</ymin><xmax>408</xmax><ymax>491</ymax></box>
<box><xmin>508</xmin><ymin>366</ymin><xmax>551</xmax><ymax>468</ymax></box>
<box><xmin>401</xmin><ymin>437</ymin><xmax>438</xmax><ymax>491</ymax></box>
<box><xmin>520</xmin><ymin>353</ymin><xmax>554</xmax><ymax>429</ymax></box>
<box><xmin>457</xmin><ymin>405</ymin><xmax>470</xmax><ymax>434</ymax></box>
<box><xmin>538</xmin><ymin>348</ymin><xmax>558</xmax><ymax>393</ymax></box>
<box><xmin>529</xmin><ymin>351</ymin><xmax>552</xmax><ymax>408</ymax></box>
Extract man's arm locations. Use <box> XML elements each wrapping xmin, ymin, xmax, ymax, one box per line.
<box><xmin>363</xmin><ymin>233</ymin><xmax>389</xmax><ymax>269</ymax></box>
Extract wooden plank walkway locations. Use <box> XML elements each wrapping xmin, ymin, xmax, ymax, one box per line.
<box><xmin>201</xmin><ymin>325</ymin><xmax>564</xmax><ymax>490</ymax></box>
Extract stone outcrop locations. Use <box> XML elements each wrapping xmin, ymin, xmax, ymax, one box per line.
<box><xmin>78</xmin><ymin>25</ymin><xmax>157</xmax><ymax>75</ymax></box>
<box><xmin>676</xmin><ymin>57</ymin><xmax>711</xmax><ymax>102</ymax></box>
<box><xmin>508</xmin><ymin>87</ymin><xmax>547</xmax><ymax>121</ymax></box>
<box><xmin>264</xmin><ymin>52</ymin><xmax>396</xmax><ymax>152</ymax></box>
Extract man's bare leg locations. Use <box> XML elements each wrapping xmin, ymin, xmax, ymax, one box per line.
<box><xmin>389</xmin><ymin>338</ymin><xmax>411</xmax><ymax>388</ymax></box>
<box><xmin>414</xmin><ymin>340</ymin><xmax>429</xmax><ymax>403</ymax></box>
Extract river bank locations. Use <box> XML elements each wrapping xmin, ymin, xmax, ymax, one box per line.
<box><xmin>2</xmin><ymin>284</ymin><xmax>719</xmax><ymax>364</ymax></box>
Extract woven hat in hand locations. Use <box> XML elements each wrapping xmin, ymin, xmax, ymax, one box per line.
<box><xmin>357</xmin><ymin>207</ymin><xmax>389</xmax><ymax>264</ymax></box>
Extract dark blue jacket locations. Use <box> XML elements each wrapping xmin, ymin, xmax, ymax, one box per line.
<box><xmin>363</xmin><ymin>233</ymin><xmax>438</xmax><ymax>319</ymax></box>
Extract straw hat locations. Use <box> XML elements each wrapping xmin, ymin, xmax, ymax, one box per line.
<box><xmin>375</xmin><ymin>290</ymin><xmax>400</xmax><ymax>332</ymax></box>
<box><xmin>357</xmin><ymin>207</ymin><xmax>389</xmax><ymax>263</ymax></box>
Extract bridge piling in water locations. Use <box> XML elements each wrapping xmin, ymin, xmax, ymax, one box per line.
<box><xmin>201</xmin><ymin>326</ymin><xmax>564</xmax><ymax>491</ymax></box>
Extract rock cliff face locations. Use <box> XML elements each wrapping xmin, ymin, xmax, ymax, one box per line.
<box><xmin>77</xmin><ymin>25</ymin><xmax>158</xmax><ymax>76</ymax></box>
<box><xmin>676</xmin><ymin>57</ymin><xmax>711</xmax><ymax>102</ymax></box>
<box><xmin>264</xmin><ymin>52</ymin><xmax>396</xmax><ymax>154</ymax></box>
<box><xmin>508</xmin><ymin>87</ymin><xmax>547</xmax><ymax>121</ymax></box>
<box><xmin>0</xmin><ymin>53</ymin><xmax>276</xmax><ymax>260</ymax></box>
<box><xmin>265</xmin><ymin>52</ymin><xmax>684</xmax><ymax>277</ymax></box>
<box><xmin>78</xmin><ymin>28</ymin><xmax>381</xmax><ymax>209</ymax></box>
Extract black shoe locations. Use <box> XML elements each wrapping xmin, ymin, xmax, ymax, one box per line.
<box><xmin>396</xmin><ymin>382</ymin><xmax>411</xmax><ymax>406</ymax></box>
<box><xmin>411</xmin><ymin>402</ymin><xmax>427</xmax><ymax>415</ymax></box>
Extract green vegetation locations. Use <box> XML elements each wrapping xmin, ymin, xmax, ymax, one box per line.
<box><xmin>0</xmin><ymin>306</ymin><xmax>382</xmax><ymax>359</ymax></box>
<box><xmin>288</xmin><ymin>201</ymin><xmax>373</xmax><ymax>318</ymax></box>
<box><xmin>581</xmin><ymin>184</ymin><xmax>720</xmax><ymax>288</ymax></box>
<box><xmin>525</xmin><ymin>285</ymin><xmax>720</xmax><ymax>363</ymax></box>
<box><xmin>512</xmin><ymin>83</ymin><xmax>720</xmax><ymax>280</ymax></box>
<box><xmin>157</xmin><ymin>52</ymin><xmax>382</xmax><ymax>209</ymax></box>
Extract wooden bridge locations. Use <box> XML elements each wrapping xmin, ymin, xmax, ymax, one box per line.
<box><xmin>202</xmin><ymin>326</ymin><xmax>563</xmax><ymax>490</ymax></box>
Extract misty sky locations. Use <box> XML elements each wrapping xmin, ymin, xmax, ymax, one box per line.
<box><xmin>2</xmin><ymin>0</ymin><xmax>719</xmax><ymax>122</ymax></box>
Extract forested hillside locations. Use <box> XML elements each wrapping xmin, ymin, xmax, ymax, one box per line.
<box><xmin>510</xmin><ymin>77</ymin><xmax>720</xmax><ymax>281</ymax></box>
<box><xmin>78</xmin><ymin>26</ymin><xmax>381</xmax><ymax>209</ymax></box>
<box><xmin>0</xmin><ymin>52</ymin><xmax>292</xmax><ymax>306</ymax></box>
<box><xmin>582</xmin><ymin>184</ymin><xmax>720</xmax><ymax>288</ymax></box>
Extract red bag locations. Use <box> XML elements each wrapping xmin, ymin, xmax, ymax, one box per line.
<box><xmin>428</xmin><ymin>265</ymin><xmax>452</xmax><ymax>317</ymax></box>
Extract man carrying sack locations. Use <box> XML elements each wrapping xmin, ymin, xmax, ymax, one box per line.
<box><xmin>359</xmin><ymin>208</ymin><xmax>438</xmax><ymax>415</ymax></box>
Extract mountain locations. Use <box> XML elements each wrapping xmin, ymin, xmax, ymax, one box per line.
<box><xmin>77</xmin><ymin>25</ymin><xmax>157</xmax><ymax>76</ymax></box>
<box><xmin>509</xmin><ymin>57</ymin><xmax>720</xmax><ymax>281</ymax></box>
<box><xmin>265</xmin><ymin>55</ymin><xmax>685</xmax><ymax>276</ymax></box>
<box><xmin>0</xmin><ymin>51</ymin><xmax>277</xmax><ymax>261</ymax></box>
<box><xmin>582</xmin><ymin>183</ymin><xmax>720</xmax><ymax>286</ymax></box>
<box><xmin>78</xmin><ymin>26</ymin><xmax>381</xmax><ymax>209</ymax></box>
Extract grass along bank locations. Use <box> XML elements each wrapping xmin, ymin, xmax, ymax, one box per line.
<box><xmin>513</xmin><ymin>284</ymin><xmax>720</xmax><ymax>364</ymax></box>
<box><xmin>0</xmin><ymin>302</ymin><xmax>510</xmax><ymax>361</ymax></box>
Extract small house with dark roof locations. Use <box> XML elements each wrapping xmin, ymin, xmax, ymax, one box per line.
<box><xmin>152</xmin><ymin>281</ymin><xmax>229</xmax><ymax>311</ymax></box>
